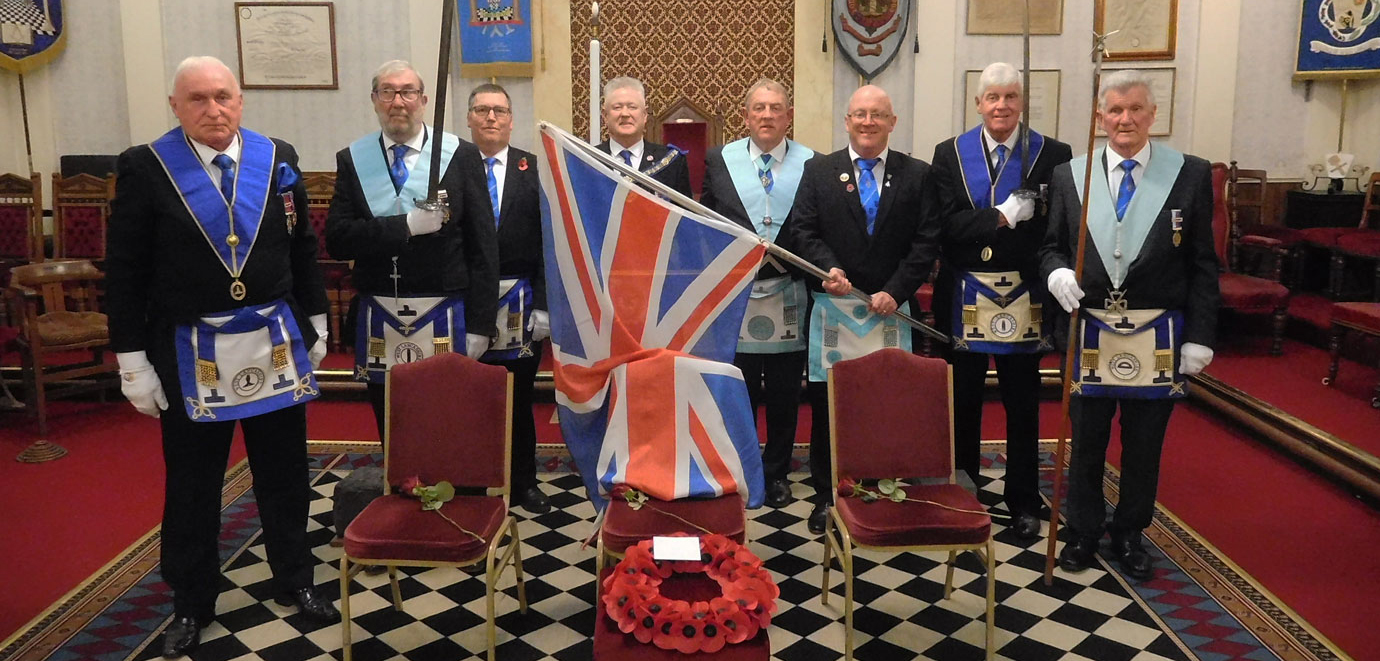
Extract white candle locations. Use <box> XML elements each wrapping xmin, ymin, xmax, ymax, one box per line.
<box><xmin>589</xmin><ymin>39</ymin><xmax>601</xmax><ymax>144</ymax></box>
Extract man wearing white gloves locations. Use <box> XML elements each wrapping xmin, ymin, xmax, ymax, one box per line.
<box><xmin>325</xmin><ymin>60</ymin><xmax>498</xmax><ymax>438</ymax></box>
<box><xmin>1040</xmin><ymin>70</ymin><xmax>1220</xmax><ymax>581</ymax></box>
<box><xmin>105</xmin><ymin>56</ymin><xmax>337</xmax><ymax>658</ymax></box>
<box><xmin>466</xmin><ymin>83</ymin><xmax>551</xmax><ymax>513</ymax></box>
<box><xmin>929</xmin><ymin>62</ymin><xmax>1072</xmax><ymax>541</ymax></box>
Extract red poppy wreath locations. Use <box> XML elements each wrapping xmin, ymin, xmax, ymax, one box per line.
<box><xmin>602</xmin><ymin>533</ymin><xmax>779</xmax><ymax>653</ymax></box>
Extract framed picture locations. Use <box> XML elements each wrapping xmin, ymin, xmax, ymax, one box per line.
<box><xmin>1094</xmin><ymin>0</ymin><xmax>1177</xmax><ymax>61</ymax></box>
<box><xmin>963</xmin><ymin>69</ymin><xmax>1061</xmax><ymax>139</ymax></box>
<box><xmin>966</xmin><ymin>0</ymin><xmax>1063</xmax><ymax>35</ymax></box>
<box><xmin>234</xmin><ymin>2</ymin><xmax>338</xmax><ymax>89</ymax></box>
<box><xmin>1097</xmin><ymin>67</ymin><xmax>1175</xmax><ymax>136</ymax></box>
<box><xmin>1294</xmin><ymin>0</ymin><xmax>1380</xmax><ymax>79</ymax></box>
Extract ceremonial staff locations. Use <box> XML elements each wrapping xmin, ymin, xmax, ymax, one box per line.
<box><xmin>543</xmin><ymin>121</ymin><xmax>950</xmax><ymax>344</ymax></box>
<box><xmin>417</xmin><ymin>0</ymin><xmax>458</xmax><ymax>215</ymax></box>
<box><xmin>1043</xmin><ymin>30</ymin><xmax>1117</xmax><ymax>585</ymax></box>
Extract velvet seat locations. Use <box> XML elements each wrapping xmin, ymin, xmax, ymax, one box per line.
<box><xmin>600</xmin><ymin>494</ymin><xmax>746</xmax><ymax>553</ymax></box>
<box><xmin>1212</xmin><ymin>163</ymin><xmax>1290</xmax><ymax>354</ymax></box>
<box><xmin>1227</xmin><ymin>164</ymin><xmax>1296</xmax><ymax>282</ymax></box>
<box><xmin>343</xmin><ymin>494</ymin><xmax>508</xmax><ymax>563</ymax></box>
<box><xmin>1325</xmin><ymin>302</ymin><xmax>1380</xmax><ymax>409</ymax></box>
<box><xmin>834</xmin><ymin>484</ymin><xmax>990</xmax><ymax>547</ymax></box>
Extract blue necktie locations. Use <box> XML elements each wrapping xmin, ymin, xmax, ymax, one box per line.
<box><xmin>1115</xmin><ymin>159</ymin><xmax>1137</xmax><ymax>221</ymax></box>
<box><xmin>211</xmin><ymin>154</ymin><xmax>235</xmax><ymax>204</ymax></box>
<box><xmin>759</xmin><ymin>153</ymin><xmax>774</xmax><ymax>193</ymax></box>
<box><xmin>994</xmin><ymin>144</ymin><xmax>1008</xmax><ymax>174</ymax></box>
<box><xmin>857</xmin><ymin>157</ymin><xmax>880</xmax><ymax>234</ymax></box>
<box><xmin>484</xmin><ymin>156</ymin><xmax>500</xmax><ymax>227</ymax></box>
<box><xmin>389</xmin><ymin>144</ymin><xmax>409</xmax><ymax>191</ymax></box>
<box><xmin>619</xmin><ymin>149</ymin><xmax>633</xmax><ymax>167</ymax></box>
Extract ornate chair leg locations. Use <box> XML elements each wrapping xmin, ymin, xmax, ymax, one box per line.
<box><xmin>1325</xmin><ymin>323</ymin><xmax>1343</xmax><ymax>386</ymax></box>
<box><xmin>1329</xmin><ymin>250</ymin><xmax>1345</xmax><ymax>300</ymax></box>
<box><xmin>1271</xmin><ymin>306</ymin><xmax>1287</xmax><ymax>356</ymax></box>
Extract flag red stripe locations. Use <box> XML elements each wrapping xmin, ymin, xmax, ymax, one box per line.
<box><xmin>688</xmin><ymin>404</ymin><xmax>739</xmax><ymax>495</ymax></box>
<box><xmin>668</xmin><ymin>245</ymin><xmax>766</xmax><ymax>351</ymax></box>
<box><xmin>542</xmin><ymin>135</ymin><xmax>602</xmax><ymax>330</ymax></box>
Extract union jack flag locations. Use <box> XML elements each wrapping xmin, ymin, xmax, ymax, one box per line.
<box><xmin>537</xmin><ymin>124</ymin><xmax>767</xmax><ymax>508</ymax></box>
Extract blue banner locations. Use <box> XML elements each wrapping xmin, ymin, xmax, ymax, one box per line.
<box><xmin>457</xmin><ymin>0</ymin><xmax>534</xmax><ymax>78</ymax></box>
<box><xmin>0</xmin><ymin>0</ymin><xmax>65</xmax><ymax>73</ymax></box>
<box><xmin>1296</xmin><ymin>0</ymin><xmax>1380</xmax><ymax>78</ymax></box>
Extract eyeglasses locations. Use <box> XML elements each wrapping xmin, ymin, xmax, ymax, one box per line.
<box><xmin>374</xmin><ymin>88</ymin><xmax>422</xmax><ymax>102</ymax></box>
<box><xmin>470</xmin><ymin>105</ymin><xmax>512</xmax><ymax>117</ymax></box>
<box><xmin>847</xmin><ymin>110</ymin><xmax>893</xmax><ymax>122</ymax></box>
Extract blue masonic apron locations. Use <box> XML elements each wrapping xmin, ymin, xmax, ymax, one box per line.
<box><xmin>481</xmin><ymin>276</ymin><xmax>536</xmax><ymax>361</ymax></box>
<box><xmin>1068</xmin><ymin>144</ymin><xmax>1188</xmax><ymax>399</ymax></box>
<box><xmin>724</xmin><ymin>138</ymin><xmax>813</xmax><ymax>354</ymax></box>
<box><xmin>950</xmin><ymin>126</ymin><xmax>1049</xmax><ymax>355</ymax></box>
<box><xmin>347</xmin><ymin>130</ymin><xmax>467</xmax><ymax>382</ymax></box>
<box><xmin>150</xmin><ymin>127</ymin><xmax>319</xmax><ymax>420</ymax></box>
<box><xmin>807</xmin><ymin>293</ymin><xmax>911</xmax><ymax>382</ymax></box>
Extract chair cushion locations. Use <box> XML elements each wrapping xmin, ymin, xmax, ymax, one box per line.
<box><xmin>1238</xmin><ymin>234</ymin><xmax>1284</xmax><ymax>249</ymax></box>
<box><xmin>835</xmin><ymin>483</ymin><xmax>990</xmax><ymax>547</ymax></box>
<box><xmin>1336</xmin><ymin>231</ymin><xmax>1380</xmax><ymax>257</ymax></box>
<box><xmin>1331</xmin><ymin>302</ymin><xmax>1380</xmax><ymax>332</ymax></box>
<box><xmin>36</xmin><ymin>311</ymin><xmax>108</xmax><ymax>345</ymax></box>
<box><xmin>1218</xmin><ymin>273</ymin><xmax>1288</xmax><ymax>310</ymax></box>
<box><xmin>343</xmin><ymin>494</ymin><xmax>507</xmax><ymax>563</ymax></box>
<box><xmin>1241</xmin><ymin>226</ymin><xmax>1302</xmax><ymax>245</ymax></box>
<box><xmin>602</xmin><ymin>494</ymin><xmax>745</xmax><ymax>554</ymax></box>
<box><xmin>1297</xmin><ymin>227</ymin><xmax>1353</xmax><ymax>247</ymax></box>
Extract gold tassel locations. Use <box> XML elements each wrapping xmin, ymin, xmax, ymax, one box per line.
<box><xmin>1082</xmin><ymin>349</ymin><xmax>1099</xmax><ymax>366</ymax></box>
<box><xmin>196</xmin><ymin>359</ymin><xmax>218</xmax><ymax>386</ymax></box>
<box><xmin>1030</xmin><ymin>303</ymin><xmax>1043</xmax><ymax>325</ymax></box>
<box><xmin>272</xmin><ymin>345</ymin><xmax>288</xmax><ymax>371</ymax></box>
<box><xmin>962</xmin><ymin>305</ymin><xmax>977</xmax><ymax>326</ymax></box>
<box><xmin>433</xmin><ymin>337</ymin><xmax>451</xmax><ymax>353</ymax></box>
<box><xmin>368</xmin><ymin>337</ymin><xmax>385</xmax><ymax>358</ymax></box>
<box><xmin>1155</xmin><ymin>349</ymin><xmax>1173</xmax><ymax>372</ymax></box>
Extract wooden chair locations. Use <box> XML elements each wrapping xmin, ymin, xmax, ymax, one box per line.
<box><xmin>340</xmin><ymin>353</ymin><xmax>526</xmax><ymax>661</ymax></box>
<box><xmin>51</xmin><ymin>173</ymin><xmax>115</xmax><ymax>261</ymax></box>
<box><xmin>0</xmin><ymin>172</ymin><xmax>44</xmax><ymax>270</ymax></box>
<box><xmin>302</xmin><ymin>171</ymin><xmax>353</xmax><ymax>351</ymax></box>
<box><xmin>4</xmin><ymin>260</ymin><xmax>118</xmax><ymax>436</ymax></box>
<box><xmin>1324</xmin><ymin>302</ymin><xmax>1380</xmax><ymax>409</ymax></box>
<box><xmin>1328</xmin><ymin>173</ymin><xmax>1380</xmax><ymax>301</ymax></box>
<box><xmin>821</xmin><ymin>349</ymin><xmax>995</xmax><ymax>661</ymax></box>
<box><xmin>1212</xmin><ymin>163</ymin><xmax>1290</xmax><ymax>355</ymax></box>
<box><xmin>1227</xmin><ymin>163</ymin><xmax>1292</xmax><ymax>282</ymax></box>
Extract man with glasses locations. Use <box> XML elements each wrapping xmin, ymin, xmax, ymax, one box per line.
<box><xmin>595</xmin><ymin>76</ymin><xmax>692</xmax><ymax>197</ymax></box>
<box><xmin>326</xmin><ymin>60</ymin><xmax>498</xmax><ymax>437</ymax></box>
<box><xmin>465</xmin><ymin>83</ymin><xmax>551</xmax><ymax>514</ymax></box>
<box><xmin>789</xmin><ymin>85</ymin><xmax>941</xmax><ymax>534</ymax></box>
<box><xmin>699</xmin><ymin>78</ymin><xmax>814</xmax><ymax>508</ymax></box>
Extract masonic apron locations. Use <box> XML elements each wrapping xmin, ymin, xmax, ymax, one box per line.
<box><xmin>481</xmin><ymin>276</ymin><xmax>536</xmax><ymax>361</ymax></box>
<box><xmin>807</xmin><ymin>293</ymin><xmax>912</xmax><ymax>382</ymax></box>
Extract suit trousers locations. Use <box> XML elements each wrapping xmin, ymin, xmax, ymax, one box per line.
<box><xmin>1066</xmin><ymin>396</ymin><xmax>1176</xmax><ymax>539</ymax></box>
<box><xmin>159</xmin><ymin>401</ymin><xmax>314</xmax><ymax>620</ymax></box>
<box><xmin>483</xmin><ymin>342</ymin><xmax>543</xmax><ymax>495</ymax></box>
<box><xmin>807</xmin><ymin>381</ymin><xmax>833</xmax><ymax>503</ymax></box>
<box><xmin>951</xmin><ymin>350</ymin><xmax>1043</xmax><ymax>514</ymax></box>
<box><xmin>734</xmin><ymin>350</ymin><xmax>805</xmax><ymax>483</ymax></box>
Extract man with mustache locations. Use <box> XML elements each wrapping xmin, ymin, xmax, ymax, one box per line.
<box><xmin>106</xmin><ymin>55</ymin><xmax>338</xmax><ymax>658</ymax></box>
<box><xmin>595</xmin><ymin>76</ymin><xmax>693</xmax><ymax>197</ymax></box>
<box><xmin>700</xmin><ymin>78</ymin><xmax>814</xmax><ymax>508</ymax></box>
<box><xmin>326</xmin><ymin>60</ymin><xmax>498</xmax><ymax>437</ymax></box>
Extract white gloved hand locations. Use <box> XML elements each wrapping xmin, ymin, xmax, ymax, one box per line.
<box><xmin>117</xmin><ymin>351</ymin><xmax>169</xmax><ymax>418</ymax></box>
<box><xmin>1046</xmin><ymin>268</ymin><xmax>1084</xmax><ymax>313</ymax></box>
<box><xmin>406</xmin><ymin>207</ymin><xmax>445</xmax><ymax>236</ymax></box>
<box><xmin>308</xmin><ymin>313</ymin><xmax>328</xmax><ymax>370</ymax></box>
<box><xmin>465</xmin><ymin>333</ymin><xmax>490</xmax><ymax>360</ymax></box>
<box><xmin>527</xmin><ymin>309</ymin><xmax>550</xmax><ymax>342</ymax></box>
<box><xmin>1178</xmin><ymin>342</ymin><xmax>1214</xmax><ymax>375</ymax></box>
<box><xmin>995</xmin><ymin>194</ymin><xmax>1035</xmax><ymax>228</ymax></box>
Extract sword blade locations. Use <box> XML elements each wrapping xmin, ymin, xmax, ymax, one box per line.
<box><xmin>427</xmin><ymin>0</ymin><xmax>458</xmax><ymax>202</ymax></box>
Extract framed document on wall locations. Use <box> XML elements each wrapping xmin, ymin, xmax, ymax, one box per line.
<box><xmin>963</xmin><ymin>69</ymin><xmax>1061</xmax><ymax>139</ymax></box>
<box><xmin>1097</xmin><ymin>67</ymin><xmax>1175</xmax><ymax>136</ymax></box>
<box><xmin>235</xmin><ymin>2</ymin><xmax>338</xmax><ymax>89</ymax></box>
<box><xmin>1094</xmin><ymin>0</ymin><xmax>1177</xmax><ymax>61</ymax></box>
<box><xmin>966</xmin><ymin>0</ymin><xmax>1063</xmax><ymax>35</ymax></box>
<box><xmin>1295</xmin><ymin>0</ymin><xmax>1380</xmax><ymax>79</ymax></box>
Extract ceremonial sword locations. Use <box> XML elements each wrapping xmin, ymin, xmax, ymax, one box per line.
<box><xmin>415</xmin><ymin>0</ymin><xmax>458</xmax><ymax>218</ymax></box>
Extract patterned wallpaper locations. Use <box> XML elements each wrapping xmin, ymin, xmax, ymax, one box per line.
<box><xmin>570</xmin><ymin>0</ymin><xmax>795</xmax><ymax>143</ymax></box>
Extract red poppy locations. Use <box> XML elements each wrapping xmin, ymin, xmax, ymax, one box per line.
<box><xmin>603</xmin><ymin>579</ymin><xmax>658</xmax><ymax>632</ymax></box>
<box><xmin>651</xmin><ymin>601</ymin><xmax>690</xmax><ymax>650</ymax></box>
<box><xmin>399</xmin><ymin>475</ymin><xmax>422</xmax><ymax>496</ymax></box>
<box><xmin>609</xmin><ymin>483</ymin><xmax>632</xmax><ymax>500</ymax></box>
<box><xmin>712</xmin><ymin>597</ymin><xmax>757</xmax><ymax>644</ymax></box>
<box><xmin>837</xmin><ymin>477</ymin><xmax>859</xmax><ymax>498</ymax></box>
<box><xmin>518</xmin><ymin>157</ymin><xmax>529</xmax><ymax>171</ymax></box>
<box><xmin>631</xmin><ymin>596</ymin><xmax>670</xmax><ymax>643</ymax></box>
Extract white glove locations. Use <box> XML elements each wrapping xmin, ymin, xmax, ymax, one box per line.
<box><xmin>465</xmin><ymin>333</ymin><xmax>490</xmax><ymax>359</ymax></box>
<box><xmin>1179</xmin><ymin>342</ymin><xmax>1214</xmax><ymax>375</ymax></box>
<box><xmin>406</xmin><ymin>207</ymin><xmax>445</xmax><ymax>236</ymax></box>
<box><xmin>308</xmin><ymin>313</ymin><xmax>328</xmax><ymax>371</ymax></box>
<box><xmin>527</xmin><ymin>309</ymin><xmax>550</xmax><ymax>342</ymax></box>
<box><xmin>995</xmin><ymin>194</ymin><xmax>1035</xmax><ymax>228</ymax></box>
<box><xmin>1046</xmin><ymin>267</ymin><xmax>1085</xmax><ymax>313</ymax></box>
<box><xmin>117</xmin><ymin>351</ymin><xmax>168</xmax><ymax>418</ymax></box>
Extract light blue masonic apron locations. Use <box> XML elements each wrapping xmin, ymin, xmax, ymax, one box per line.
<box><xmin>807</xmin><ymin>293</ymin><xmax>911</xmax><ymax>382</ymax></box>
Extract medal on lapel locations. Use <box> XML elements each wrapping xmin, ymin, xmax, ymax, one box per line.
<box><xmin>1171</xmin><ymin>209</ymin><xmax>1183</xmax><ymax>247</ymax></box>
<box><xmin>282</xmin><ymin>191</ymin><xmax>297</xmax><ymax>235</ymax></box>
<box><xmin>518</xmin><ymin>157</ymin><xmax>529</xmax><ymax>171</ymax></box>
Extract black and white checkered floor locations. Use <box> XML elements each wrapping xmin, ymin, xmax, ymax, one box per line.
<box><xmin>138</xmin><ymin>468</ymin><xmax>1193</xmax><ymax>661</ymax></box>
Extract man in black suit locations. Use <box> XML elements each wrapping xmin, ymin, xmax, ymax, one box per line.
<box><xmin>106</xmin><ymin>56</ymin><xmax>338</xmax><ymax>658</ymax></box>
<box><xmin>595</xmin><ymin>76</ymin><xmax>693</xmax><ymax>198</ymax></box>
<box><xmin>790</xmin><ymin>84</ymin><xmax>941</xmax><ymax>534</ymax></box>
<box><xmin>1041</xmin><ymin>70</ymin><xmax>1220</xmax><ymax>580</ymax></box>
<box><xmin>700</xmin><ymin>78</ymin><xmax>815</xmax><ymax>508</ymax></box>
<box><xmin>931</xmin><ymin>62</ymin><xmax>1073</xmax><ymax>541</ymax></box>
<box><xmin>466</xmin><ymin>83</ymin><xmax>551</xmax><ymax>514</ymax></box>
<box><xmin>326</xmin><ymin>60</ymin><xmax>498</xmax><ymax>437</ymax></box>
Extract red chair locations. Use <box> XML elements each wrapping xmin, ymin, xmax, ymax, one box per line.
<box><xmin>0</xmin><ymin>173</ymin><xmax>45</xmax><ymax>314</ymax></box>
<box><xmin>1212</xmin><ymin>163</ymin><xmax>1291</xmax><ymax>355</ymax></box>
<box><xmin>1227</xmin><ymin>163</ymin><xmax>1294</xmax><ymax>282</ymax></box>
<box><xmin>1328</xmin><ymin>173</ymin><xmax>1380</xmax><ymax>300</ymax></box>
<box><xmin>303</xmin><ymin>171</ymin><xmax>353</xmax><ymax>352</ymax></box>
<box><xmin>340</xmin><ymin>353</ymin><xmax>526</xmax><ymax>660</ymax></box>
<box><xmin>1324</xmin><ymin>302</ymin><xmax>1380</xmax><ymax>409</ymax></box>
<box><xmin>51</xmin><ymin>173</ymin><xmax>114</xmax><ymax>262</ymax></box>
<box><xmin>822</xmin><ymin>349</ymin><xmax>995</xmax><ymax>661</ymax></box>
<box><xmin>595</xmin><ymin>494</ymin><xmax>747</xmax><ymax>602</ymax></box>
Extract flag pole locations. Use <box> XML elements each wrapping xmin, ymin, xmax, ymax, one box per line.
<box><xmin>541</xmin><ymin>121</ymin><xmax>949</xmax><ymax>344</ymax></box>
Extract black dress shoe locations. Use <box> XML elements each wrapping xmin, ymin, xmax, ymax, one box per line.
<box><xmin>765</xmin><ymin>479</ymin><xmax>794</xmax><ymax>508</ymax></box>
<box><xmin>1109</xmin><ymin>532</ymin><xmax>1154</xmax><ymax>580</ymax></box>
<box><xmin>513</xmin><ymin>486</ymin><xmax>552</xmax><ymax>514</ymax></box>
<box><xmin>161</xmin><ymin>615</ymin><xmax>203</xmax><ymax>658</ymax></box>
<box><xmin>1009</xmin><ymin>512</ymin><xmax>1042</xmax><ymax>541</ymax></box>
<box><xmin>1057</xmin><ymin>536</ymin><xmax>1099</xmax><ymax>573</ymax></box>
<box><xmin>275</xmin><ymin>586</ymin><xmax>340</xmax><ymax>623</ymax></box>
<box><xmin>807</xmin><ymin>503</ymin><xmax>828</xmax><ymax>535</ymax></box>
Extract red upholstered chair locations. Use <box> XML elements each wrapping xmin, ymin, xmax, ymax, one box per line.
<box><xmin>51</xmin><ymin>173</ymin><xmax>115</xmax><ymax>261</ymax></box>
<box><xmin>1324</xmin><ymin>302</ymin><xmax>1380</xmax><ymax>409</ymax></box>
<box><xmin>1327</xmin><ymin>173</ymin><xmax>1380</xmax><ymax>300</ymax></box>
<box><xmin>594</xmin><ymin>492</ymin><xmax>747</xmax><ymax>600</ymax></box>
<box><xmin>821</xmin><ymin>349</ymin><xmax>995</xmax><ymax>661</ymax></box>
<box><xmin>0</xmin><ymin>173</ymin><xmax>44</xmax><ymax>303</ymax></box>
<box><xmin>1227</xmin><ymin>163</ymin><xmax>1295</xmax><ymax>282</ymax></box>
<box><xmin>1212</xmin><ymin>163</ymin><xmax>1291</xmax><ymax>355</ymax></box>
<box><xmin>340</xmin><ymin>353</ymin><xmax>526</xmax><ymax>661</ymax></box>
<box><xmin>303</xmin><ymin>171</ymin><xmax>353</xmax><ymax>351</ymax></box>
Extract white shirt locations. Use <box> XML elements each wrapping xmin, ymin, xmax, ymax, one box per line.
<box><xmin>848</xmin><ymin>145</ymin><xmax>889</xmax><ymax>186</ymax></box>
<box><xmin>982</xmin><ymin>127</ymin><xmax>1018</xmax><ymax>170</ymax></box>
<box><xmin>386</xmin><ymin>127</ymin><xmax>428</xmax><ymax>174</ymax></box>
<box><xmin>480</xmin><ymin>145</ymin><xmax>510</xmax><ymax>209</ymax></box>
<box><xmin>610</xmin><ymin>138</ymin><xmax>645</xmax><ymax>168</ymax></box>
<box><xmin>1106</xmin><ymin>142</ymin><xmax>1152</xmax><ymax>200</ymax></box>
<box><xmin>748</xmin><ymin>139</ymin><xmax>788</xmax><ymax>179</ymax></box>
<box><xmin>190</xmin><ymin>134</ymin><xmax>242</xmax><ymax>189</ymax></box>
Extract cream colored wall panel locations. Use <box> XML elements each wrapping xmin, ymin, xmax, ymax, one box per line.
<box><xmin>533</xmin><ymin>0</ymin><xmax>573</xmax><ymax>138</ymax></box>
<box><xmin>793</xmin><ymin>0</ymin><xmax>834</xmax><ymax>152</ymax></box>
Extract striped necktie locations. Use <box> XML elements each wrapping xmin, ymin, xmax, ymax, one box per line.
<box><xmin>857</xmin><ymin>157</ymin><xmax>880</xmax><ymax>234</ymax></box>
<box><xmin>484</xmin><ymin>156</ymin><xmax>500</xmax><ymax>227</ymax></box>
<box><xmin>389</xmin><ymin>144</ymin><xmax>409</xmax><ymax>191</ymax></box>
<box><xmin>1115</xmin><ymin>159</ymin><xmax>1137</xmax><ymax>221</ymax></box>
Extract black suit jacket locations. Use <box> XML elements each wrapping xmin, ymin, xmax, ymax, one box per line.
<box><xmin>699</xmin><ymin>140</ymin><xmax>809</xmax><ymax>278</ymax></box>
<box><xmin>483</xmin><ymin>146</ymin><xmax>546</xmax><ymax>310</ymax></box>
<box><xmin>324</xmin><ymin>132</ymin><xmax>499</xmax><ymax>336</ymax></box>
<box><xmin>788</xmin><ymin>148</ymin><xmax>941</xmax><ymax>304</ymax></box>
<box><xmin>1039</xmin><ymin>150</ymin><xmax>1221</xmax><ymax>347</ymax></box>
<box><xmin>597</xmin><ymin>139</ymin><xmax>693</xmax><ymax>198</ymax></box>
<box><xmin>106</xmin><ymin>137</ymin><xmax>328</xmax><ymax>354</ymax></box>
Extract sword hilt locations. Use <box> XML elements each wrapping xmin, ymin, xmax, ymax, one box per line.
<box><xmin>414</xmin><ymin>189</ymin><xmax>450</xmax><ymax>222</ymax></box>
